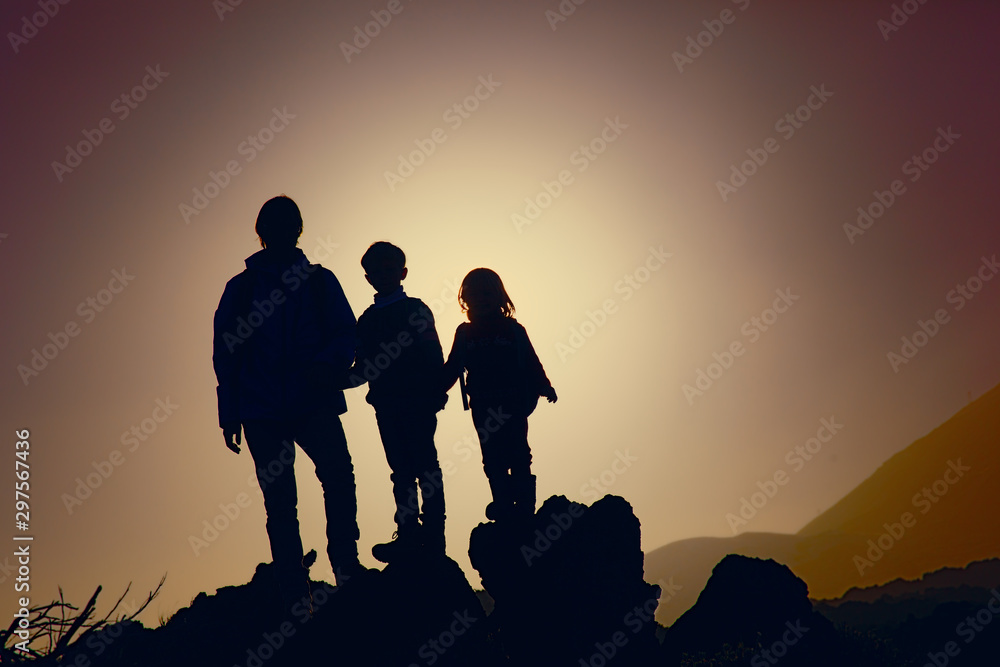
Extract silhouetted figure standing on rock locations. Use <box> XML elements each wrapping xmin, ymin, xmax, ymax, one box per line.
<box><xmin>344</xmin><ymin>242</ymin><xmax>448</xmax><ymax>563</ymax></box>
<box><xmin>443</xmin><ymin>268</ymin><xmax>556</xmax><ymax>521</ymax></box>
<box><xmin>213</xmin><ymin>195</ymin><xmax>365</xmax><ymax>608</ymax></box>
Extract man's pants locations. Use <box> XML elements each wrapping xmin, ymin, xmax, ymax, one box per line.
<box><xmin>243</xmin><ymin>409</ymin><xmax>360</xmax><ymax>586</ymax></box>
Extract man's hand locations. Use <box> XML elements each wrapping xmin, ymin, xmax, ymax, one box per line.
<box><xmin>542</xmin><ymin>387</ymin><xmax>558</xmax><ymax>403</ymax></box>
<box><xmin>223</xmin><ymin>423</ymin><xmax>242</xmax><ymax>454</ymax></box>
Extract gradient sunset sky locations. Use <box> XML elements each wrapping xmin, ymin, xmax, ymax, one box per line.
<box><xmin>2</xmin><ymin>0</ymin><xmax>998</xmax><ymax>623</ymax></box>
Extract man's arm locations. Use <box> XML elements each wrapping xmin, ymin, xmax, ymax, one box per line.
<box><xmin>313</xmin><ymin>268</ymin><xmax>358</xmax><ymax>374</ymax></box>
<box><xmin>213</xmin><ymin>273</ymin><xmax>247</xmax><ymax>452</ymax></box>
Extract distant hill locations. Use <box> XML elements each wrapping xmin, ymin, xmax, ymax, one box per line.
<box><xmin>826</xmin><ymin>558</ymin><xmax>1000</xmax><ymax>608</ymax></box>
<box><xmin>646</xmin><ymin>382</ymin><xmax>1000</xmax><ymax>626</ymax></box>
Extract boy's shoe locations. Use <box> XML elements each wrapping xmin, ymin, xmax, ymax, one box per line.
<box><xmin>333</xmin><ymin>558</ymin><xmax>372</xmax><ymax>587</ymax></box>
<box><xmin>372</xmin><ymin>530</ymin><xmax>420</xmax><ymax>564</ymax></box>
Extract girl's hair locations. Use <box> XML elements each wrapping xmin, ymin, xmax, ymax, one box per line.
<box><xmin>459</xmin><ymin>268</ymin><xmax>515</xmax><ymax>320</ymax></box>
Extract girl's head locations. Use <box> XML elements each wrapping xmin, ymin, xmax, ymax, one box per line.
<box><xmin>459</xmin><ymin>268</ymin><xmax>514</xmax><ymax>321</ymax></box>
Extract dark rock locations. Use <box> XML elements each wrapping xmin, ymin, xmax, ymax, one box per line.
<box><xmin>469</xmin><ymin>494</ymin><xmax>661</xmax><ymax>667</ymax></box>
<box><xmin>662</xmin><ymin>554</ymin><xmax>843</xmax><ymax>666</ymax></box>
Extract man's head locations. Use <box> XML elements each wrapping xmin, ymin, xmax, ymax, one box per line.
<box><xmin>361</xmin><ymin>241</ymin><xmax>407</xmax><ymax>295</ymax></box>
<box><xmin>255</xmin><ymin>195</ymin><xmax>303</xmax><ymax>249</ymax></box>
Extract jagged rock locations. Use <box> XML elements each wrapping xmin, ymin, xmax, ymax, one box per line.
<box><xmin>661</xmin><ymin>554</ymin><xmax>843</xmax><ymax>666</ymax></box>
<box><xmin>54</xmin><ymin>550</ymin><xmax>499</xmax><ymax>667</ymax></box>
<box><xmin>469</xmin><ymin>494</ymin><xmax>661</xmax><ymax>667</ymax></box>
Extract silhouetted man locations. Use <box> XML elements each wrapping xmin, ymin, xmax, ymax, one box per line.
<box><xmin>213</xmin><ymin>195</ymin><xmax>364</xmax><ymax>608</ymax></box>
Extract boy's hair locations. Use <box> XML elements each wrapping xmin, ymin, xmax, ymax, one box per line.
<box><xmin>459</xmin><ymin>268</ymin><xmax>515</xmax><ymax>319</ymax></box>
<box><xmin>255</xmin><ymin>195</ymin><xmax>303</xmax><ymax>249</ymax></box>
<box><xmin>361</xmin><ymin>241</ymin><xmax>406</xmax><ymax>272</ymax></box>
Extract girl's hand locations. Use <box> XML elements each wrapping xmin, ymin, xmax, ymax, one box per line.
<box><xmin>542</xmin><ymin>387</ymin><xmax>558</xmax><ymax>403</ymax></box>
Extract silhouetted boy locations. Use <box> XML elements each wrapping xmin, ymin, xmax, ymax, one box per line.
<box><xmin>213</xmin><ymin>195</ymin><xmax>365</xmax><ymax>608</ymax></box>
<box><xmin>347</xmin><ymin>242</ymin><xmax>448</xmax><ymax>562</ymax></box>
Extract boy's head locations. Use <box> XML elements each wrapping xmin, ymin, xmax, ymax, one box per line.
<box><xmin>255</xmin><ymin>195</ymin><xmax>303</xmax><ymax>249</ymax></box>
<box><xmin>361</xmin><ymin>241</ymin><xmax>407</xmax><ymax>295</ymax></box>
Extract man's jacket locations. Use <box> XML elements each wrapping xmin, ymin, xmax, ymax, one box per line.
<box><xmin>213</xmin><ymin>247</ymin><xmax>356</xmax><ymax>426</ymax></box>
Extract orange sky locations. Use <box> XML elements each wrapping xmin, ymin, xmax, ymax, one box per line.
<box><xmin>1</xmin><ymin>0</ymin><xmax>999</xmax><ymax>624</ymax></box>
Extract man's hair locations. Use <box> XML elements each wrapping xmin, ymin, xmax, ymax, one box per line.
<box><xmin>361</xmin><ymin>241</ymin><xmax>406</xmax><ymax>272</ymax></box>
<box><xmin>255</xmin><ymin>195</ymin><xmax>303</xmax><ymax>249</ymax></box>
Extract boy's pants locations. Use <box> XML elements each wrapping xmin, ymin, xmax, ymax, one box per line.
<box><xmin>243</xmin><ymin>409</ymin><xmax>360</xmax><ymax>592</ymax></box>
<box><xmin>374</xmin><ymin>406</ymin><xmax>445</xmax><ymax>534</ymax></box>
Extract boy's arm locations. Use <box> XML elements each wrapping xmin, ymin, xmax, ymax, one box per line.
<box><xmin>341</xmin><ymin>314</ymin><xmax>370</xmax><ymax>389</ymax></box>
<box><xmin>410</xmin><ymin>300</ymin><xmax>444</xmax><ymax>368</ymax></box>
<box><xmin>440</xmin><ymin>324</ymin><xmax>465</xmax><ymax>392</ymax></box>
<box><xmin>409</xmin><ymin>301</ymin><xmax>448</xmax><ymax>409</ymax></box>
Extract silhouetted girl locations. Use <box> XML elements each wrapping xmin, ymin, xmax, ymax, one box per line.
<box><xmin>443</xmin><ymin>268</ymin><xmax>556</xmax><ymax>520</ymax></box>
